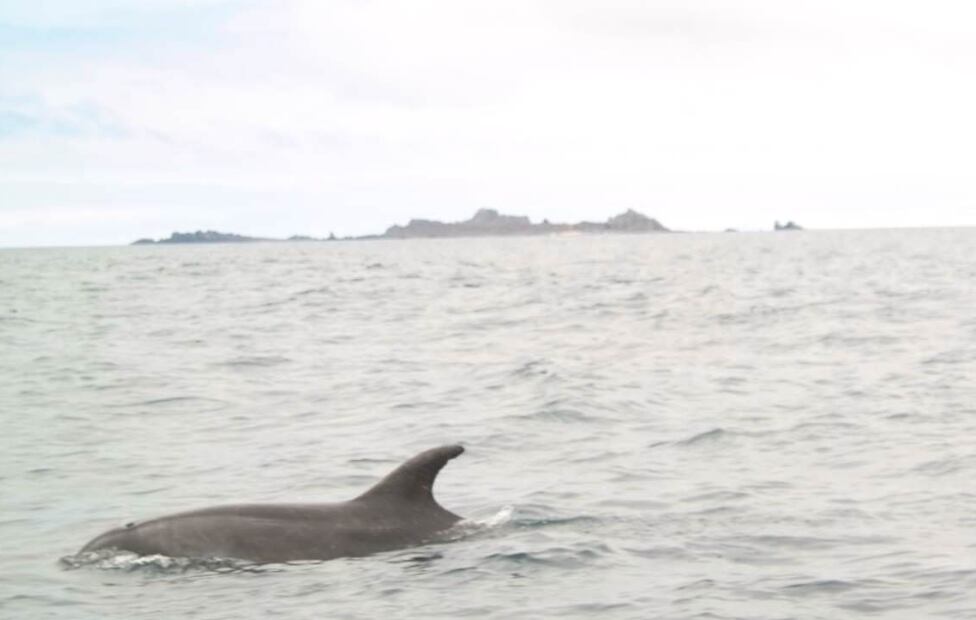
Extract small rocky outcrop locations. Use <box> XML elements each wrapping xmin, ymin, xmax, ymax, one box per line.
<box><xmin>605</xmin><ymin>209</ymin><xmax>668</xmax><ymax>232</ymax></box>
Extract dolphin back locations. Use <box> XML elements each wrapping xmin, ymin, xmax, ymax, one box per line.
<box><xmin>77</xmin><ymin>444</ymin><xmax>467</xmax><ymax>563</ymax></box>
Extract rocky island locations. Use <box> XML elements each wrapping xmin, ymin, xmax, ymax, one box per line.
<box><xmin>132</xmin><ymin>231</ymin><xmax>334</xmax><ymax>245</ymax></box>
<box><xmin>132</xmin><ymin>209</ymin><xmax>670</xmax><ymax>244</ymax></box>
<box><xmin>132</xmin><ymin>230</ymin><xmax>269</xmax><ymax>244</ymax></box>
<box><xmin>383</xmin><ymin>208</ymin><xmax>669</xmax><ymax>238</ymax></box>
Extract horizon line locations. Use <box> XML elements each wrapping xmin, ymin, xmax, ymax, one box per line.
<box><xmin>3</xmin><ymin>223</ymin><xmax>975</xmax><ymax>250</ymax></box>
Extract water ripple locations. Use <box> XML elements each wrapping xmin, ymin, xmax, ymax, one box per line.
<box><xmin>2</xmin><ymin>230</ymin><xmax>975</xmax><ymax>619</ymax></box>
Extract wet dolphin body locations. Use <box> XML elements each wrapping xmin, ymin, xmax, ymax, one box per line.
<box><xmin>80</xmin><ymin>445</ymin><xmax>465</xmax><ymax>564</ymax></box>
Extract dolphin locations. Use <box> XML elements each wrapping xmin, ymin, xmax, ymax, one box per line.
<box><xmin>79</xmin><ymin>444</ymin><xmax>465</xmax><ymax>564</ymax></box>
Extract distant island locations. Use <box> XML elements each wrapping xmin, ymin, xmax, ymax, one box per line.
<box><xmin>774</xmin><ymin>220</ymin><xmax>803</xmax><ymax>231</ymax></box>
<box><xmin>133</xmin><ymin>231</ymin><xmax>338</xmax><ymax>245</ymax></box>
<box><xmin>133</xmin><ymin>231</ymin><xmax>265</xmax><ymax>244</ymax></box>
<box><xmin>383</xmin><ymin>208</ymin><xmax>668</xmax><ymax>238</ymax></box>
<box><xmin>131</xmin><ymin>209</ymin><xmax>670</xmax><ymax>244</ymax></box>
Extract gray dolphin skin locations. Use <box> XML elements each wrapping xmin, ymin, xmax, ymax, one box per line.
<box><xmin>80</xmin><ymin>444</ymin><xmax>465</xmax><ymax>564</ymax></box>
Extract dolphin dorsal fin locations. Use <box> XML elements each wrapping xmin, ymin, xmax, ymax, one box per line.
<box><xmin>357</xmin><ymin>444</ymin><xmax>464</xmax><ymax>505</ymax></box>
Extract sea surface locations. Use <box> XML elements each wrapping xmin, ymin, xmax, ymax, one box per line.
<box><xmin>2</xmin><ymin>229</ymin><xmax>975</xmax><ymax>619</ymax></box>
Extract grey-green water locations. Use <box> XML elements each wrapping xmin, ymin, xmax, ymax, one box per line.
<box><xmin>2</xmin><ymin>229</ymin><xmax>975</xmax><ymax>619</ymax></box>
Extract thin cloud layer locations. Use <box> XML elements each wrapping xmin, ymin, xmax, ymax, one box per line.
<box><xmin>1</xmin><ymin>1</ymin><xmax>975</xmax><ymax>246</ymax></box>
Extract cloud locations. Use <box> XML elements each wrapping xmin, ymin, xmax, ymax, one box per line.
<box><xmin>0</xmin><ymin>95</ymin><xmax>129</xmax><ymax>139</ymax></box>
<box><xmin>1</xmin><ymin>0</ymin><xmax>975</xmax><ymax>246</ymax></box>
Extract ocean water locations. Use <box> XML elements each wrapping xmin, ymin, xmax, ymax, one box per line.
<box><xmin>2</xmin><ymin>229</ymin><xmax>975</xmax><ymax>619</ymax></box>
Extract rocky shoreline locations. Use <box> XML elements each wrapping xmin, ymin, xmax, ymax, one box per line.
<box><xmin>131</xmin><ymin>208</ymin><xmax>670</xmax><ymax>244</ymax></box>
<box><xmin>132</xmin><ymin>210</ymin><xmax>808</xmax><ymax>245</ymax></box>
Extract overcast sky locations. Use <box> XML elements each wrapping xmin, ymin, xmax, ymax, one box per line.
<box><xmin>1</xmin><ymin>1</ymin><xmax>974</xmax><ymax>246</ymax></box>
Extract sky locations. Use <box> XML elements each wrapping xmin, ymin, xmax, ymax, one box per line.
<box><xmin>1</xmin><ymin>0</ymin><xmax>975</xmax><ymax>247</ymax></box>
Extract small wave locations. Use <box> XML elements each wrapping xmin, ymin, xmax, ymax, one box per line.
<box><xmin>714</xmin><ymin>299</ymin><xmax>840</xmax><ymax>324</ymax></box>
<box><xmin>219</xmin><ymin>355</ymin><xmax>292</xmax><ymax>368</ymax></box>
<box><xmin>59</xmin><ymin>550</ymin><xmax>264</xmax><ymax>574</ymax></box>
<box><xmin>562</xmin><ymin>602</ymin><xmax>633</xmax><ymax>614</ymax></box>
<box><xmin>783</xmin><ymin>579</ymin><xmax>863</xmax><ymax>595</ymax></box>
<box><xmin>742</xmin><ymin>535</ymin><xmax>840</xmax><ymax>550</ymax></box>
<box><xmin>481</xmin><ymin>541</ymin><xmax>613</xmax><ymax>569</ymax></box>
<box><xmin>910</xmin><ymin>456</ymin><xmax>969</xmax><ymax>476</ymax></box>
<box><xmin>510</xmin><ymin>514</ymin><xmax>604</xmax><ymax>529</ymax></box>
<box><xmin>625</xmin><ymin>545</ymin><xmax>692</xmax><ymax>561</ymax></box>
<box><xmin>923</xmin><ymin>350</ymin><xmax>971</xmax><ymax>365</ymax></box>
<box><xmin>789</xmin><ymin>420</ymin><xmax>861</xmax><ymax>432</ymax></box>
<box><xmin>129</xmin><ymin>485</ymin><xmax>175</xmax><ymax>496</ymax></box>
<box><xmin>675</xmin><ymin>427</ymin><xmax>727</xmax><ymax>446</ymax></box>
<box><xmin>510</xmin><ymin>359</ymin><xmax>552</xmax><ymax>378</ymax></box>
<box><xmin>129</xmin><ymin>396</ymin><xmax>228</xmax><ymax>407</ymax></box>
<box><xmin>681</xmin><ymin>490</ymin><xmax>750</xmax><ymax>503</ymax></box>
<box><xmin>387</xmin><ymin>551</ymin><xmax>444</xmax><ymax>565</ymax></box>
<box><xmin>508</xmin><ymin>407</ymin><xmax>598</xmax><ymax>424</ymax></box>
<box><xmin>292</xmin><ymin>285</ymin><xmax>336</xmax><ymax>297</ymax></box>
<box><xmin>818</xmin><ymin>332</ymin><xmax>902</xmax><ymax>348</ymax></box>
